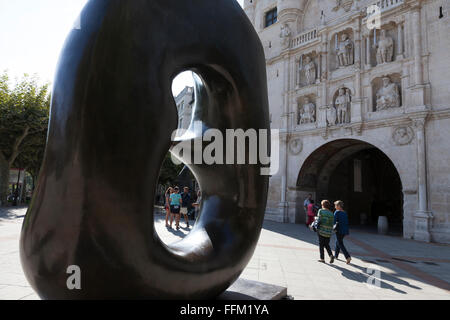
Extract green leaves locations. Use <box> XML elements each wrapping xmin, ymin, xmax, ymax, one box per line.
<box><xmin>0</xmin><ymin>71</ymin><xmax>50</xmax><ymax>204</ymax></box>
<box><xmin>0</xmin><ymin>71</ymin><xmax>50</xmax><ymax>164</ymax></box>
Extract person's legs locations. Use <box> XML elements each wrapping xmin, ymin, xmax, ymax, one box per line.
<box><xmin>337</xmin><ymin>234</ymin><xmax>350</xmax><ymax>259</ymax></box>
<box><xmin>318</xmin><ymin>235</ymin><xmax>325</xmax><ymax>261</ymax></box>
<box><xmin>324</xmin><ymin>236</ymin><xmax>333</xmax><ymax>257</ymax></box>
<box><xmin>175</xmin><ymin>214</ymin><xmax>181</xmax><ymax>229</ymax></box>
<box><xmin>335</xmin><ymin>236</ymin><xmax>341</xmax><ymax>259</ymax></box>
<box><xmin>183</xmin><ymin>210</ymin><xmax>189</xmax><ymax>227</ymax></box>
<box><xmin>169</xmin><ymin>208</ymin><xmax>174</xmax><ymax>228</ymax></box>
<box><xmin>180</xmin><ymin>207</ymin><xmax>189</xmax><ymax>227</ymax></box>
<box><xmin>165</xmin><ymin>207</ymin><xmax>170</xmax><ymax>226</ymax></box>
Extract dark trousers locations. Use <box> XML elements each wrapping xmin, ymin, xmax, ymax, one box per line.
<box><xmin>335</xmin><ymin>233</ymin><xmax>350</xmax><ymax>259</ymax></box>
<box><xmin>318</xmin><ymin>235</ymin><xmax>333</xmax><ymax>260</ymax></box>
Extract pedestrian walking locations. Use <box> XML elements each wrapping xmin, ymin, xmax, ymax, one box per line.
<box><xmin>169</xmin><ymin>187</ymin><xmax>182</xmax><ymax>230</ymax></box>
<box><xmin>333</xmin><ymin>200</ymin><xmax>351</xmax><ymax>264</ymax></box>
<box><xmin>316</xmin><ymin>200</ymin><xmax>335</xmax><ymax>264</ymax></box>
<box><xmin>304</xmin><ymin>193</ymin><xmax>313</xmax><ymax>227</ymax></box>
<box><xmin>192</xmin><ymin>190</ymin><xmax>202</xmax><ymax>220</ymax></box>
<box><xmin>181</xmin><ymin>187</ymin><xmax>191</xmax><ymax>228</ymax></box>
<box><xmin>164</xmin><ymin>187</ymin><xmax>173</xmax><ymax>228</ymax></box>
<box><xmin>306</xmin><ymin>199</ymin><xmax>316</xmax><ymax>226</ymax></box>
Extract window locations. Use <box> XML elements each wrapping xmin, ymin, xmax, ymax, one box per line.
<box><xmin>265</xmin><ymin>8</ymin><xmax>277</xmax><ymax>28</ymax></box>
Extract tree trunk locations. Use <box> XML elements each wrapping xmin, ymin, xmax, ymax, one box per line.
<box><xmin>0</xmin><ymin>153</ymin><xmax>9</xmax><ymax>206</ymax></box>
<box><xmin>9</xmin><ymin>126</ymin><xmax>30</xmax><ymax>166</ymax></box>
<box><xmin>21</xmin><ymin>171</ymin><xmax>27</xmax><ymax>204</ymax></box>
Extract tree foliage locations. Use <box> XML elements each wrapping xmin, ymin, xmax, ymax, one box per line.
<box><xmin>158</xmin><ymin>152</ymin><xmax>183</xmax><ymax>187</ymax></box>
<box><xmin>0</xmin><ymin>71</ymin><xmax>50</xmax><ymax>205</ymax></box>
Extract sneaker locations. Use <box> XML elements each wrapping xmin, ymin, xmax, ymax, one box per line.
<box><xmin>176</xmin><ymin>225</ymin><xmax>180</xmax><ymax>230</ymax></box>
<box><xmin>187</xmin><ymin>223</ymin><xmax>190</xmax><ymax>228</ymax></box>
<box><xmin>329</xmin><ymin>256</ymin><xmax>335</xmax><ymax>264</ymax></box>
<box><xmin>318</xmin><ymin>259</ymin><xmax>325</xmax><ymax>263</ymax></box>
<box><xmin>346</xmin><ymin>257</ymin><xmax>352</xmax><ymax>264</ymax></box>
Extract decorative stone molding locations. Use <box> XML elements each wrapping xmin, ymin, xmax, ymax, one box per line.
<box><xmin>288</xmin><ymin>137</ymin><xmax>303</xmax><ymax>155</ymax></box>
<box><xmin>332</xmin><ymin>0</ymin><xmax>354</xmax><ymax>12</ymax></box>
<box><xmin>392</xmin><ymin>126</ymin><xmax>414</xmax><ymax>145</ymax></box>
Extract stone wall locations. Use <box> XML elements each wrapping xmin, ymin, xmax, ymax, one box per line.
<box><xmin>245</xmin><ymin>0</ymin><xmax>450</xmax><ymax>243</ymax></box>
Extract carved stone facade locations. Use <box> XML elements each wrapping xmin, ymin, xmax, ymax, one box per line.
<box><xmin>244</xmin><ymin>0</ymin><xmax>450</xmax><ymax>244</ymax></box>
<box><xmin>175</xmin><ymin>86</ymin><xmax>194</xmax><ymax>131</ymax></box>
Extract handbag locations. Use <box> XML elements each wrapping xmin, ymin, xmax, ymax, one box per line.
<box><xmin>333</xmin><ymin>221</ymin><xmax>339</xmax><ymax>233</ymax></box>
<box><xmin>310</xmin><ymin>217</ymin><xmax>320</xmax><ymax>232</ymax></box>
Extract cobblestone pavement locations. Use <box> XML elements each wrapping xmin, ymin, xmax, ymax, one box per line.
<box><xmin>1</xmin><ymin>206</ymin><xmax>449</xmax><ymax>300</ymax></box>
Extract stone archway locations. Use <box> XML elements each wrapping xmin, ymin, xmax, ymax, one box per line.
<box><xmin>296</xmin><ymin>139</ymin><xmax>404</xmax><ymax>234</ymax></box>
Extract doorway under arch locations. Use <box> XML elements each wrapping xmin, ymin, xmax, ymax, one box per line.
<box><xmin>296</xmin><ymin>139</ymin><xmax>404</xmax><ymax>234</ymax></box>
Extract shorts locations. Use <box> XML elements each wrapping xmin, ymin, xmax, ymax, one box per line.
<box><xmin>170</xmin><ymin>205</ymin><xmax>180</xmax><ymax>214</ymax></box>
<box><xmin>180</xmin><ymin>207</ymin><xmax>188</xmax><ymax>215</ymax></box>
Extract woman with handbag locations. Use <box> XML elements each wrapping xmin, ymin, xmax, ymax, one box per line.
<box><xmin>316</xmin><ymin>200</ymin><xmax>335</xmax><ymax>264</ymax></box>
<box><xmin>333</xmin><ymin>200</ymin><xmax>351</xmax><ymax>264</ymax></box>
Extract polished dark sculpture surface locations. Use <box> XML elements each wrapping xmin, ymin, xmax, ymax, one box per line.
<box><xmin>20</xmin><ymin>0</ymin><xmax>270</xmax><ymax>299</ymax></box>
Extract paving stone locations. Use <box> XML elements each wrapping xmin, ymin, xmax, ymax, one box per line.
<box><xmin>1</xmin><ymin>207</ymin><xmax>450</xmax><ymax>300</ymax></box>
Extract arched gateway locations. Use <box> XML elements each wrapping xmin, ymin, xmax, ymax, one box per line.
<box><xmin>296</xmin><ymin>139</ymin><xmax>404</xmax><ymax>234</ymax></box>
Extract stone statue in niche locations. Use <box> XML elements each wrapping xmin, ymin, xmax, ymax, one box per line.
<box><xmin>376</xmin><ymin>77</ymin><xmax>400</xmax><ymax>111</ymax></box>
<box><xmin>280</xmin><ymin>24</ymin><xmax>291</xmax><ymax>49</ymax></box>
<box><xmin>336</xmin><ymin>34</ymin><xmax>354</xmax><ymax>67</ymax></box>
<box><xmin>335</xmin><ymin>88</ymin><xmax>351</xmax><ymax>124</ymax></box>
<box><xmin>326</xmin><ymin>106</ymin><xmax>337</xmax><ymax>126</ymax></box>
<box><xmin>375</xmin><ymin>30</ymin><xmax>394</xmax><ymax>64</ymax></box>
<box><xmin>298</xmin><ymin>97</ymin><xmax>316</xmax><ymax>124</ymax></box>
<box><xmin>303</xmin><ymin>56</ymin><xmax>316</xmax><ymax>85</ymax></box>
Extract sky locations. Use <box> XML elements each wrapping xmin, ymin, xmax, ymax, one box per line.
<box><xmin>0</xmin><ymin>0</ymin><xmax>244</xmax><ymax>96</ymax></box>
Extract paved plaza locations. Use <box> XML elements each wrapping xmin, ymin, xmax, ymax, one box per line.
<box><xmin>1</xmin><ymin>206</ymin><xmax>449</xmax><ymax>300</ymax></box>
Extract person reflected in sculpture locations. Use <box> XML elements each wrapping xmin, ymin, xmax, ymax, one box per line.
<box><xmin>316</xmin><ymin>200</ymin><xmax>335</xmax><ymax>264</ymax></box>
<box><xmin>333</xmin><ymin>200</ymin><xmax>351</xmax><ymax>264</ymax></box>
<box><xmin>164</xmin><ymin>187</ymin><xmax>173</xmax><ymax>228</ymax></box>
<box><xmin>169</xmin><ymin>186</ymin><xmax>182</xmax><ymax>230</ymax></box>
<box><xmin>181</xmin><ymin>187</ymin><xmax>191</xmax><ymax>228</ymax></box>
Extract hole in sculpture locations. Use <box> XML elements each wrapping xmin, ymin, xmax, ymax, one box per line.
<box><xmin>154</xmin><ymin>71</ymin><xmax>201</xmax><ymax>245</ymax></box>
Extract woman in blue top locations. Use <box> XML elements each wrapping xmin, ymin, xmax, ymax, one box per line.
<box><xmin>333</xmin><ymin>200</ymin><xmax>351</xmax><ymax>264</ymax></box>
<box><xmin>169</xmin><ymin>187</ymin><xmax>183</xmax><ymax>230</ymax></box>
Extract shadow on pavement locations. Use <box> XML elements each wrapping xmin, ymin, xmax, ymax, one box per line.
<box><xmin>328</xmin><ymin>263</ymin><xmax>411</xmax><ymax>294</ymax></box>
<box><xmin>0</xmin><ymin>206</ymin><xmax>28</xmax><ymax>222</ymax></box>
<box><xmin>262</xmin><ymin>220</ymin><xmax>443</xmax><ymax>294</ymax></box>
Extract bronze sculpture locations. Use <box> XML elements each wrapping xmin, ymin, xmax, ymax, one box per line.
<box><xmin>20</xmin><ymin>0</ymin><xmax>269</xmax><ymax>299</ymax></box>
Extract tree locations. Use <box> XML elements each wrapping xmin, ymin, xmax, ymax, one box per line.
<box><xmin>0</xmin><ymin>72</ymin><xmax>50</xmax><ymax>205</ymax></box>
<box><xmin>157</xmin><ymin>152</ymin><xmax>183</xmax><ymax>187</ymax></box>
